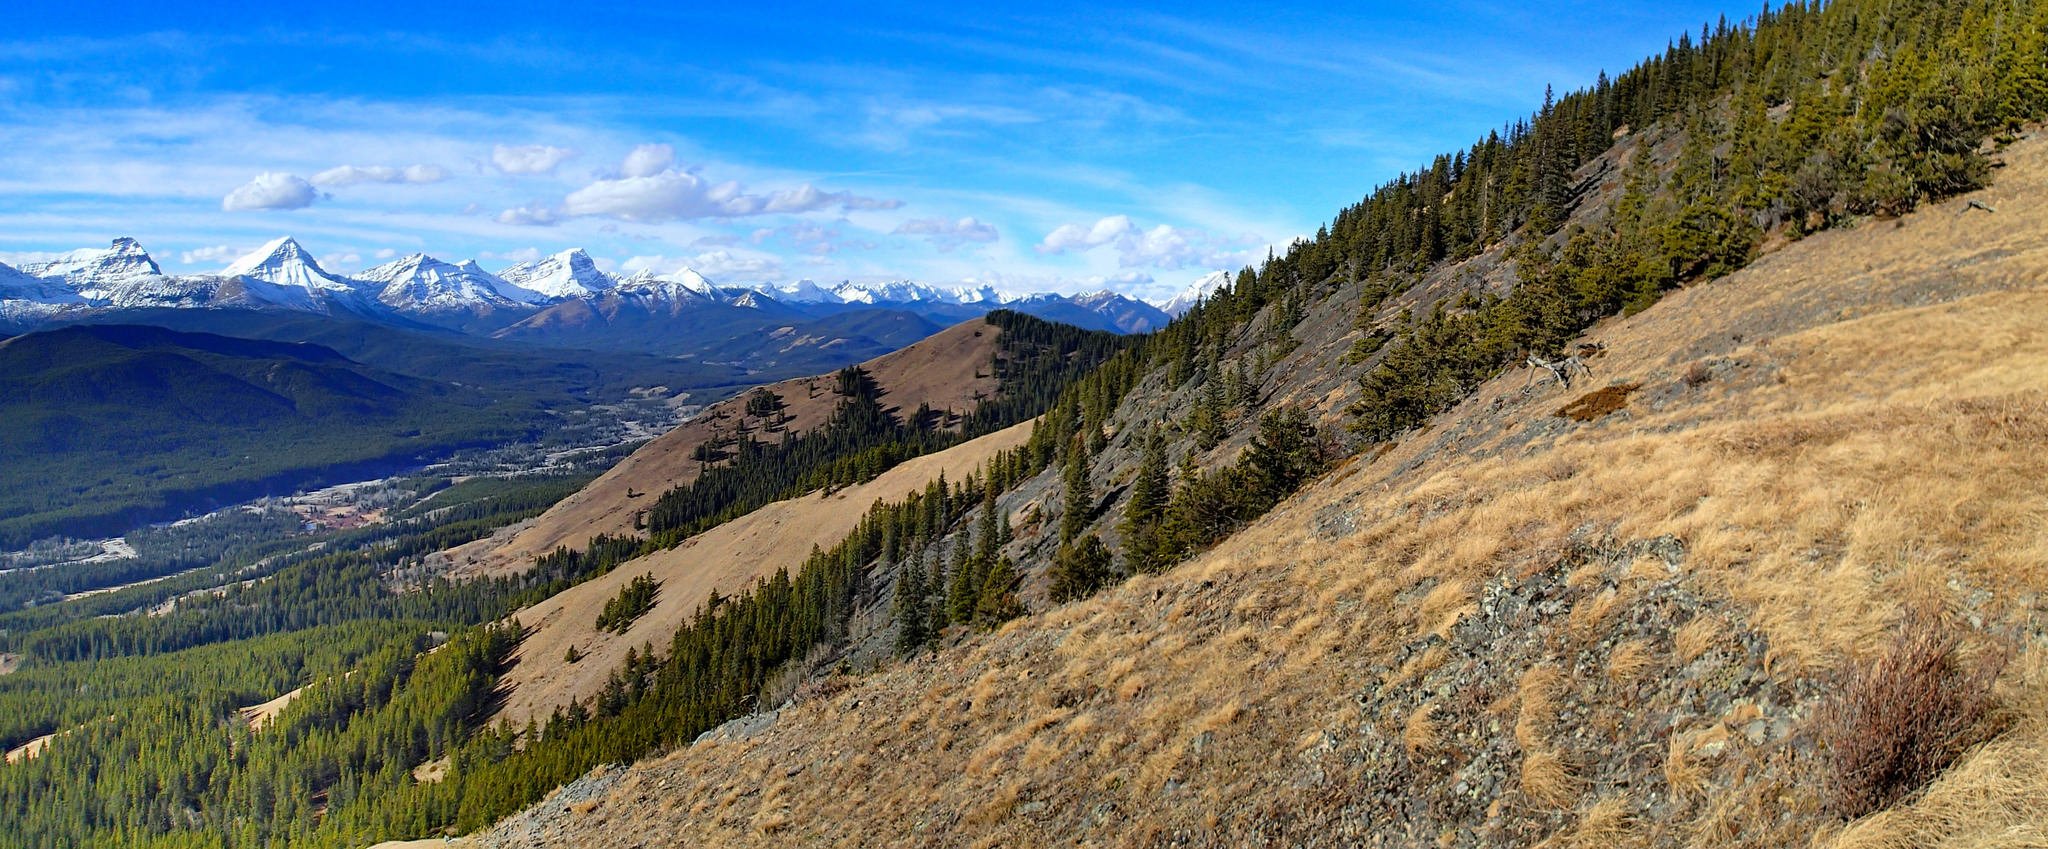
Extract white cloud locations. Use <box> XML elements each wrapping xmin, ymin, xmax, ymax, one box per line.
<box><xmin>623</xmin><ymin>249</ymin><xmax>783</xmax><ymax>280</ymax></box>
<box><xmin>180</xmin><ymin>244</ymin><xmax>239</xmax><ymax>264</ymax></box>
<box><xmin>373</xmin><ymin>248</ymin><xmax>397</xmax><ymax>260</ymax></box>
<box><xmin>310</xmin><ymin>164</ymin><xmax>447</xmax><ymax>186</ymax></box>
<box><xmin>1038</xmin><ymin>215</ymin><xmax>1136</xmax><ymax>253</ymax></box>
<box><xmin>0</xmin><ymin>250</ymin><xmax>69</xmax><ymax>267</ymax></box>
<box><xmin>561</xmin><ymin>169</ymin><xmax>900</xmax><ymax>222</ymax></box>
<box><xmin>1083</xmin><ymin>270</ymin><xmax>1156</xmax><ymax>290</ymax></box>
<box><xmin>619</xmin><ymin>144</ymin><xmax>675</xmax><ymax>178</ymax></box>
<box><xmin>321</xmin><ymin>251</ymin><xmax>362</xmax><ymax>270</ymax></box>
<box><xmin>1036</xmin><ymin>215</ymin><xmax>1253</xmax><ymax>270</ymax></box>
<box><xmin>496</xmin><ymin>203</ymin><xmax>558</xmax><ymax>226</ymax></box>
<box><xmin>491</xmin><ymin>144</ymin><xmax>576</xmax><ymax>175</ymax></box>
<box><xmin>482</xmin><ymin>247</ymin><xmax>543</xmax><ymax>265</ymax></box>
<box><xmin>222</xmin><ymin>172</ymin><xmax>318</xmax><ymax>211</ymax></box>
<box><xmin>893</xmin><ymin>216</ymin><xmax>999</xmax><ymax>252</ymax></box>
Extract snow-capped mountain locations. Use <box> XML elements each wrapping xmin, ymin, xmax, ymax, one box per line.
<box><xmin>0</xmin><ymin>261</ymin><xmax>84</xmax><ymax>326</ymax></box>
<box><xmin>1156</xmin><ymin>270</ymin><xmax>1233</xmax><ymax>318</ymax></box>
<box><xmin>615</xmin><ymin>268</ymin><xmax>721</xmax><ymax>303</ymax></box>
<box><xmin>740</xmin><ymin>278</ymin><xmax>842</xmax><ymax>304</ymax></box>
<box><xmin>1011</xmin><ymin>290</ymin><xmax>1171</xmax><ymax>335</ymax></box>
<box><xmin>498</xmin><ymin>249</ymin><xmax>614</xmax><ymax>299</ymax></box>
<box><xmin>0</xmin><ymin>260</ymin><xmax>83</xmax><ymax>304</ymax></box>
<box><xmin>20</xmin><ymin>237</ymin><xmax>164</xmax><ymax>298</ymax></box>
<box><xmin>221</xmin><ymin>237</ymin><xmax>361</xmax><ymax>299</ymax></box>
<box><xmin>358</xmin><ymin>254</ymin><xmax>543</xmax><ymax>313</ymax></box>
<box><xmin>742</xmin><ymin>279</ymin><xmax>1026</xmax><ymax>308</ymax></box>
<box><xmin>2</xmin><ymin>235</ymin><xmax>1172</xmax><ymax>341</ymax></box>
<box><xmin>831</xmin><ymin>280</ymin><xmax>940</xmax><ymax>305</ymax></box>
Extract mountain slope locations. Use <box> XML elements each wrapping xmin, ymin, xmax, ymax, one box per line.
<box><xmin>461</xmin><ymin>130</ymin><xmax>2048</xmax><ymax>849</ymax></box>
<box><xmin>491</xmin><ymin>419</ymin><xmax>1035</xmax><ymax>730</ymax></box>
<box><xmin>441</xmin><ymin>317</ymin><xmax>1009</xmax><ymax>576</ymax></box>
<box><xmin>0</xmin><ymin>325</ymin><xmax>539</xmax><ymax>545</ymax></box>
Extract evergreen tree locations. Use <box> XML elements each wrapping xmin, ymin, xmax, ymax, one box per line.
<box><xmin>1121</xmin><ymin>431</ymin><xmax>1171</xmax><ymax>573</ymax></box>
<box><xmin>974</xmin><ymin>557</ymin><xmax>1024</xmax><ymax>626</ymax></box>
<box><xmin>1193</xmin><ymin>376</ymin><xmax>1228</xmax><ymax>450</ymax></box>
<box><xmin>1059</xmin><ymin>440</ymin><xmax>1093</xmax><ymax>544</ymax></box>
<box><xmin>1048</xmin><ymin>535</ymin><xmax>1115</xmax><ymax>602</ymax></box>
<box><xmin>1242</xmin><ymin>407</ymin><xmax>1326</xmax><ymax>507</ymax></box>
<box><xmin>926</xmin><ymin>546</ymin><xmax>953</xmax><ymax>637</ymax></box>
<box><xmin>893</xmin><ymin>558</ymin><xmax>928</xmax><ymax>656</ymax></box>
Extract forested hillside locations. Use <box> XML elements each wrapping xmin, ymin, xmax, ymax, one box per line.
<box><xmin>0</xmin><ymin>325</ymin><xmax>540</xmax><ymax>546</ymax></box>
<box><xmin>467</xmin><ymin>0</ymin><xmax>2048</xmax><ymax>844</ymax></box>
<box><xmin>451</xmin><ymin>0</ymin><xmax>2048</xmax><ymax>842</ymax></box>
<box><xmin>0</xmin><ymin>312</ymin><xmax>1127</xmax><ymax>848</ymax></box>
<box><xmin>3</xmin><ymin>0</ymin><xmax>2044</xmax><ymax>846</ymax></box>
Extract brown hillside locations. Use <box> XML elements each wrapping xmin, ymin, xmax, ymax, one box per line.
<box><xmin>492</xmin><ymin>420</ymin><xmax>1034</xmax><ymax>729</ymax></box>
<box><xmin>441</xmin><ymin>319</ymin><xmax>1001</xmax><ymax>578</ymax></box>
<box><xmin>469</xmin><ymin>135</ymin><xmax>2048</xmax><ymax>848</ymax></box>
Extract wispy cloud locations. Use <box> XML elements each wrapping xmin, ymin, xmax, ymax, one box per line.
<box><xmin>491</xmin><ymin>144</ymin><xmax>576</xmax><ymax>175</ymax></box>
<box><xmin>310</xmin><ymin>164</ymin><xmax>446</xmax><ymax>186</ymax></box>
<box><xmin>893</xmin><ymin>216</ymin><xmax>997</xmax><ymax>252</ymax></box>
<box><xmin>562</xmin><ymin>169</ymin><xmax>899</xmax><ymax>223</ymax></box>
<box><xmin>1037</xmin><ymin>215</ymin><xmax>1254</xmax><ymax>271</ymax></box>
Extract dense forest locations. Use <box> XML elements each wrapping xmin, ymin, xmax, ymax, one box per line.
<box><xmin>1</xmin><ymin>0</ymin><xmax>2042</xmax><ymax>845</ymax></box>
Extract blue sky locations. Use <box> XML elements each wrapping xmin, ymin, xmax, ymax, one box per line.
<box><xmin>0</xmin><ymin>1</ymin><xmax>1747</xmax><ymax>301</ymax></box>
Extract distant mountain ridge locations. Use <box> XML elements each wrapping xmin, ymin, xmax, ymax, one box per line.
<box><xmin>0</xmin><ymin>237</ymin><xmax>1185</xmax><ymax>338</ymax></box>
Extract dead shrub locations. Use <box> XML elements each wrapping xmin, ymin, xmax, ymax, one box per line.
<box><xmin>1815</xmin><ymin>609</ymin><xmax>2010</xmax><ymax>820</ymax></box>
<box><xmin>1683</xmin><ymin>361</ymin><xmax>1713</xmax><ymax>387</ymax></box>
<box><xmin>1556</xmin><ymin>383</ymin><xmax>1643</xmax><ymax>422</ymax></box>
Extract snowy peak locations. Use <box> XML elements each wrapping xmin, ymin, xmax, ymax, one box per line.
<box><xmin>616</xmin><ymin>267</ymin><xmax>718</xmax><ymax>302</ymax></box>
<box><xmin>498</xmin><ymin>248</ymin><xmax>614</xmax><ymax>300</ymax></box>
<box><xmin>1157</xmin><ymin>270</ymin><xmax>1233</xmax><ymax>317</ymax></box>
<box><xmin>946</xmin><ymin>284</ymin><xmax>1016</xmax><ymax>305</ymax></box>
<box><xmin>358</xmin><ymin>253</ymin><xmax>539</xmax><ymax>313</ymax></box>
<box><xmin>832</xmin><ymin>280</ymin><xmax>947</xmax><ymax>305</ymax></box>
<box><xmin>221</xmin><ymin>237</ymin><xmax>357</xmax><ymax>296</ymax></box>
<box><xmin>20</xmin><ymin>237</ymin><xmax>164</xmax><ymax>293</ymax></box>
<box><xmin>740</xmin><ymin>278</ymin><xmax>842</xmax><ymax>304</ymax></box>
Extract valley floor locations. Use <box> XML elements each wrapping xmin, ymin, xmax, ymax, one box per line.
<box><xmin>456</xmin><ymin>136</ymin><xmax>2048</xmax><ymax>847</ymax></box>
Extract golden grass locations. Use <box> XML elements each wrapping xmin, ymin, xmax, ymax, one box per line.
<box><xmin>1606</xmin><ymin>638</ymin><xmax>1659</xmax><ymax>685</ymax></box>
<box><xmin>1522</xmin><ymin>747</ymin><xmax>1584</xmax><ymax>809</ymax></box>
<box><xmin>1538</xmin><ymin>795</ymin><xmax>1638</xmax><ymax>849</ymax></box>
<box><xmin>459</xmin><ymin>136</ymin><xmax>2048</xmax><ymax>849</ymax></box>
<box><xmin>1516</xmin><ymin>665</ymin><xmax>1563</xmax><ymax>752</ymax></box>
<box><xmin>1405</xmin><ymin>702</ymin><xmax>1440</xmax><ymax>757</ymax></box>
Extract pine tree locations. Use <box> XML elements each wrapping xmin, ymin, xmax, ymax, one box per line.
<box><xmin>894</xmin><ymin>558</ymin><xmax>929</xmax><ymax>655</ymax></box>
<box><xmin>1121</xmin><ymin>431</ymin><xmax>1170</xmax><ymax>573</ymax></box>
<box><xmin>1048</xmin><ymin>534</ymin><xmax>1115</xmax><ymax>602</ymax></box>
<box><xmin>1193</xmin><ymin>375</ymin><xmax>1227</xmax><ymax>450</ymax></box>
<box><xmin>975</xmin><ymin>556</ymin><xmax>1024</xmax><ymax>626</ymax></box>
<box><xmin>1243</xmin><ymin>407</ymin><xmax>1325</xmax><ymax>507</ymax></box>
<box><xmin>926</xmin><ymin>546</ymin><xmax>954</xmax><ymax>637</ymax></box>
<box><xmin>1060</xmin><ymin>440</ymin><xmax>1093</xmax><ymax>544</ymax></box>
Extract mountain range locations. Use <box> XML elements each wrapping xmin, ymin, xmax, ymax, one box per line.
<box><xmin>0</xmin><ymin>237</ymin><xmax>1204</xmax><ymax>342</ymax></box>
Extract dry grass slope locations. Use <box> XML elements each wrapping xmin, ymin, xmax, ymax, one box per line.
<box><xmin>470</xmin><ymin>134</ymin><xmax>2048</xmax><ymax>848</ymax></box>
<box><xmin>441</xmin><ymin>320</ymin><xmax>1001</xmax><ymax>577</ymax></box>
<box><xmin>493</xmin><ymin>420</ymin><xmax>1035</xmax><ymax>729</ymax></box>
